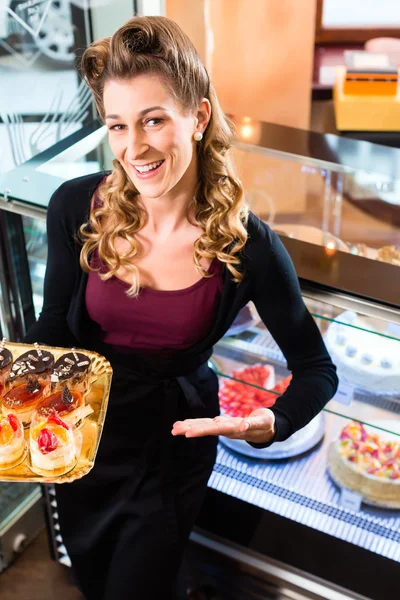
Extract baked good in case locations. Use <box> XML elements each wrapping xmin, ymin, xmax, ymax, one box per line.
<box><xmin>219</xmin><ymin>364</ymin><xmax>293</xmax><ymax>417</ymax></box>
<box><xmin>29</xmin><ymin>412</ymin><xmax>81</xmax><ymax>475</ymax></box>
<box><xmin>325</xmin><ymin>310</ymin><xmax>400</xmax><ymax>393</ymax></box>
<box><xmin>0</xmin><ymin>413</ymin><xmax>26</xmax><ymax>469</ymax></box>
<box><xmin>51</xmin><ymin>350</ymin><xmax>92</xmax><ymax>394</ymax></box>
<box><xmin>36</xmin><ymin>386</ymin><xmax>93</xmax><ymax>427</ymax></box>
<box><xmin>0</xmin><ymin>339</ymin><xmax>13</xmax><ymax>396</ymax></box>
<box><xmin>328</xmin><ymin>421</ymin><xmax>400</xmax><ymax>506</ymax></box>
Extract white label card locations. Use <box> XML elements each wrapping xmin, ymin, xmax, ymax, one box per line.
<box><xmin>333</xmin><ymin>381</ymin><xmax>355</xmax><ymax>406</ymax></box>
<box><xmin>388</xmin><ymin>322</ymin><xmax>400</xmax><ymax>338</ymax></box>
<box><xmin>340</xmin><ymin>488</ymin><xmax>362</xmax><ymax>512</ymax></box>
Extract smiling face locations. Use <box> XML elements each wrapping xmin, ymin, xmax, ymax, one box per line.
<box><xmin>104</xmin><ymin>74</ymin><xmax>210</xmax><ymax>202</ymax></box>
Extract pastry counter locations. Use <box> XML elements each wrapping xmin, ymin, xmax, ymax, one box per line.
<box><xmin>192</xmin><ymin>293</ymin><xmax>400</xmax><ymax>600</ymax></box>
<box><xmin>0</xmin><ymin>117</ymin><xmax>399</xmax><ymax>598</ymax></box>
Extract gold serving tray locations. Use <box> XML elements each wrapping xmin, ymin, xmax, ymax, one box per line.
<box><xmin>0</xmin><ymin>342</ymin><xmax>112</xmax><ymax>484</ymax></box>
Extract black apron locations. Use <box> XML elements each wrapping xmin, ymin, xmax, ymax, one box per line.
<box><xmin>55</xmin><ymin>346</ymin><xmax>220</xmax><ymax>600</ymax></box>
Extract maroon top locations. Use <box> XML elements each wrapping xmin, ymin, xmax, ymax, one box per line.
<box><xmin>85</xmin><ymin>187</ymin><xmax>224</xmax><ymax>354</ymax></box>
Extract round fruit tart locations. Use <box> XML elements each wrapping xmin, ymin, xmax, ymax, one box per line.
<box><xmin>0</xmin><ymin>413</ymin><xmax>26</xmax><ymax>470</ymax></box>
<box><xmin>29</xmin><ymin>412</ymin><xmax>81</xmax><ymax>476</ymax></box>
<box><xmin>328</xmin><ymin>421</ymin><xmax>400</xmax><ymax>507</ymax></box>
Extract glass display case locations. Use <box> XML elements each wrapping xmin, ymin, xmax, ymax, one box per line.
<box><xmin>0</xmin><ymin>117</ymin><xmax>399</xmax><ymax>599</ymax></box>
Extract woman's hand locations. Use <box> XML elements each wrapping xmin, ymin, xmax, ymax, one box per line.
<box><xmin>171</xmin><ymin>408</ymin><xmax>276</xmax><ymax>445</ymax></box>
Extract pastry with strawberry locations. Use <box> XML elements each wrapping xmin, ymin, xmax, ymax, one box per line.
<box><xmin>29</xmin><ymin>412</ymin><xmax>81</xmax><ymax>475</ymax></box>
<box><xmin>0</xmin><ymin>413</ymin><xmax>26</xmax><ymax>469</ymax></box>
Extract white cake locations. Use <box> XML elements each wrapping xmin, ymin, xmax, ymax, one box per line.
<box><xmin>325</xmin><ymin>311</ymin><xmax>400</xmax><ymax>394</ymax></box>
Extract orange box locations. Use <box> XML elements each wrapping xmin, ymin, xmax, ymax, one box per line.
<box><xmin>344</xmin><ymin>73</ymin><xmax>398</xmax><ymax>96</ymax></box>
<box><xmin>334</xmin><ymin>66</ymin><xmax>400</xmax><ymax>131</ymax></box>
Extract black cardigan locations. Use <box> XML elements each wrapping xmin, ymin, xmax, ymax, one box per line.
<box><xmin>24</xmin><ymin>171</ymin><xmax>338</xmax><ymax>444</ymax></box>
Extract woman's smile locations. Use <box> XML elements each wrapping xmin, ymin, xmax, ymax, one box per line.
<box><xmin>130</xmin><ymin>159</ymin><xmax>165</xmax><ymax>179</ymax></box>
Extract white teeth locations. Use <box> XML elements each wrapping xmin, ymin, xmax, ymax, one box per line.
<box><xmin>135</xmin><ymin>160</ymin><xmax>163</xmax><ymax>173</ymax></box>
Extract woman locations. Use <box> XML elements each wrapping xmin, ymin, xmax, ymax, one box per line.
<box><xmin>25</xmin><ymin>15</ymin><xmax>338</xmax><ymax>600</ymax></box>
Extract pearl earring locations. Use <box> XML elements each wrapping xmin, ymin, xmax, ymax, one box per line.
<box><xmin>193</xmin><ymin>131</ymin><xmax>203</xmax><ymax>142</ymax></box>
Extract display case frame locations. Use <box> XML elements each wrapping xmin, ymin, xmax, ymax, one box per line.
<box><xmin>0</xmin><ymin>115</ymin><xmax>399</xmax><ymax>599</ymax></box>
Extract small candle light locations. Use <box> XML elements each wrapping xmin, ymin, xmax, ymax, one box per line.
<box><xmin>325</xmin><ymin>241</ymin><xmax>336</xmax><ymax>257</ymax></box>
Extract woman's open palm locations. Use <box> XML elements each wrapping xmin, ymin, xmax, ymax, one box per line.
<box><xmin>171</xmin><ymin>407</ymin><xmax>276</xmax><ymax>445</ymax></box>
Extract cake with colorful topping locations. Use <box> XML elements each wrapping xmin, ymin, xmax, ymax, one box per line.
<box><xmin>0</xmin><ymin>413</ymin><xmax>26</xmax><ymax>469</ymax></box>
<box><xmin>29</xmin><ymin>412</ymin><xmax>80</xmax><ymax>475</ymax></box>
<box><xmin>328</xmin><ymin>421</ymin><xmax>400</xmax><ymax>506</ymax></box>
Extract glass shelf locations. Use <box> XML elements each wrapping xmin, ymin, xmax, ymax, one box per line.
<box><xmin>214</xmin><ymin>299</ymin><xmax>400</xmax><ymax>438</ymax></box>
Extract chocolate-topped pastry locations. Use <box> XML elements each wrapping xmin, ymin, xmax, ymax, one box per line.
<box><xmin>51</xmin><ymin>350</ymin><xmax>91</xmax><ymax>394</ymax></box>
<box><xmin>9</xmin><ymin>344</ymin><xmax>55</xmax><ymax>385</ymax></box>
<box><xmin>0</xmin><ymin>339</ymin><xmax>13</xmax><ymax>394</ymax></box>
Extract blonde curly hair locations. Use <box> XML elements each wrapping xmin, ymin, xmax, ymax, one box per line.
<box><xmin>79</xmin><ymin>15</ymin><xmax>248</xmax><ymax>296</ymax></box>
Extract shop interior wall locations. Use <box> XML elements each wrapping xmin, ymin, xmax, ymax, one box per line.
<box><xmin>166</xmin><ymin>0</ymin><xmax>318</xmax><ymax>218</ymax></box>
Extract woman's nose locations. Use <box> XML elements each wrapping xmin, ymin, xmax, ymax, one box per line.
<box><xmin>125</xmin><ymin>130</ymin><xmax>149</xmax><ymax>160</ymax></box>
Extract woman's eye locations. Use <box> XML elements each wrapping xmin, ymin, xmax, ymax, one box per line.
<box><xmin>109</xmin><ymin>124</ymin><xmax>125</xmax><ymax>131</ymax></box>
<box><xmin>145</xmin><ymin>118</ymin><xmax>163</xmax><ymax>127</ymax></box>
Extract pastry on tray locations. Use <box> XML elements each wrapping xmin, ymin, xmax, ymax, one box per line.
<box><xmin>29</xmin><ymin>411</ymin><xmax>81</xmax><ymax>476</ymax></box>
<box><xmin>51</xmin><ymin>350</ymin><xmax>92</xmax><ymax>394</ymax></box>
<box><xmin>8</xmin><ymin>344</ymin><xmax>55</xmax><ymax>387</ymax></box>
<box><xmin>328</xmin><ymin>421</ymin><xmax>400</xmax><ymax>507</ymax></box>
<box><xmin>0</xmin><ymin>339</ymin><xmax>13</xmax><ymax>396</ymax></box>
<box><xmin>2</xmin><ymin>345</ymin><xmax>55</xmax><ymax>425</ymax></box>
<box><xmin>0</xmin><ymin>413</ymin><xmax>26</xmax><ymax>470</ymax></box>
<box><xmin>36</xmin><ymin>386</ymin><xmax>93</xmax><ymax>427</ymax></box>
<box><xmin>2</xmin><ymin>375</ymin><xmax>51</xmax><ymax>426</ymax></box>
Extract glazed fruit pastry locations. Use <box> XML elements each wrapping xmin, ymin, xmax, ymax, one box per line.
<box><xmin>0</xmin><ymin>413</ymin><xmax>26</xmax><ymax>469</ymax></box>
<box><xmin>36</xmin><ymin>386</ymin><xmax>93</xmax><ymax>427</ymax></box>
<box><xmin>3</xmin><ymin>345</ymin><xmax>55</xmax><ymax>425</ymax></box>
<box><xmin>3</xmin><ymin>375</ymin><xmax>50</xmax><ymax>426</ymax></box>
<box><xmin>0</xmin><ymin>339</ymin><xmax>13</xmax><ymax>396</ymax></box>
<box><xmin>51</xmin><ymin>350</ymin><xmax>92</xmax><ymax>394</ymax></box>
<box><xmin>29</xmin><ymin>411</ymin><xmax>81</xmax><ymax>475</ymax></box>
<box><xmin>219</xmin><ymin>363</ymin><xmax>292</xmax><ymax>418</ymax></box>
